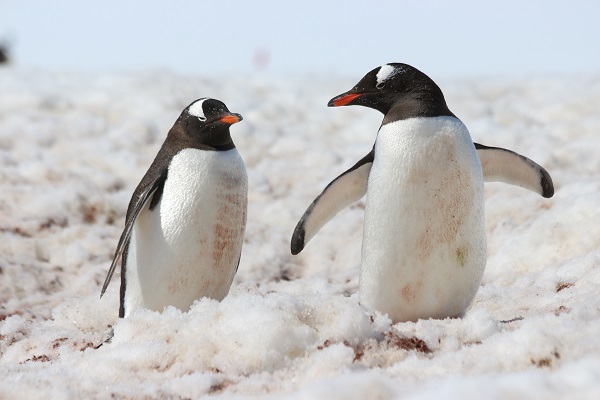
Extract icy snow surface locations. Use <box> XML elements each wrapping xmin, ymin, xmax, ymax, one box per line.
<box><xmin>1</xmin><ymin>67</ymin><xmax>600</xmax><ymax>399</ymax></box>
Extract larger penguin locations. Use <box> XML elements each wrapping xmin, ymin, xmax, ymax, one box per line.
<box><xmin>101</xmin><ymin>98</ymin><xmax>248</xmax><ymax>318</ymax></box>
<box><xmin>291</xmin><ymin>63</ymin><xmax>554</xmax><ymax>323</ymax></box>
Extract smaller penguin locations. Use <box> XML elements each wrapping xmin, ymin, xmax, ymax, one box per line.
<box><xmin>101</xmin><ymin>98</ymin><xmax>248</xmax><ymax>318</ymax></box>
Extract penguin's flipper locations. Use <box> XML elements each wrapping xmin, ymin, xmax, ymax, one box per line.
<box><xmin>100</xmin><ymin>168</ymin><xmax>168</xmax><ymax>298</ymax></box>
<box><xmin>475</xmin><ymin>143</ymin><xmax>554</xmax><ymax>198</ymax></box>
<box><xmin>291</xmin><ymin>149</ymin><xmax>374</xmax><ymax>255</ymax></box>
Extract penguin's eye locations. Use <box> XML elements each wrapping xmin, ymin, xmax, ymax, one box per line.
<box><xmin>197</xmin><ymin>116</ymin><xmax>207</xmax><ymax>122</ymax></box>
<box><xmin>376</xmin><ymin>82</ymin><xmax>385</xmax><ymax>89</ymax></box>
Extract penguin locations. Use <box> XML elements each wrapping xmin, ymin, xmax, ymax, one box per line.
<box><xmin>101</xmin><ymin>98</ymin><xmax>248</xmax><ymax>318</ymax></box>
<box><xmin>291</xmin><ymin>63</ymin><xmax>554</xmax><ymax>323</ymax></box>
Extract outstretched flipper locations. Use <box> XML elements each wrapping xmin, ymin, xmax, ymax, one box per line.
<box><xmin>475</xmin><ymin>143</ymin><xmax>554</xmax><ymax>198</ymax></box>
<box><xmin>291</xmin><ymin>150</ymin><xmax>374</xmax><ymax>255</ymax></box>
<box><xmin>100</xmin><ymin>166</ymin><xmax>168</xmax><ymax>298</ymax></box>
<box><xmin>291</xmin><ymin>143</ymin><xmax>554</xmax><ymax>256</ymax></box>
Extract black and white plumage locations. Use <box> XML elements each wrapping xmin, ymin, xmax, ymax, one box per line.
<box><xmin>291</xmin><ymin>63</ymin><xmax>554</xmax><ymax>323</ymax></box>
<box><xmin>101</xmin><ymin>98</ymin><xmax>247</xmax><ymax>318</ymax></box>
<box><xmin>475</xmin><ymin>143</ymin><xmax>553</xmax><ymax>198</ymax></box>
<box><xmin>291</xmin><ymin>144</ymin><xmax>553</xmax><ymax>256</ymax></box>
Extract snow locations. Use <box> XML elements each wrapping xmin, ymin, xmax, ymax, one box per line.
<box><xmin>1</xmin><ymin>67</ymin><xmax>600</xmax><ymax>399</ymax></box>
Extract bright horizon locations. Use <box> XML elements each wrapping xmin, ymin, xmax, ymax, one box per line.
<box><xmin>1</xmin><ymin>0</ymin><xmax>599</xmax><ymax>79</ymax></box>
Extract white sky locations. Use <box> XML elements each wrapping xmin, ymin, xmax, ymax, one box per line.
<box><xmin>1</xmin><ymin>0</ymin><xmax>599</xmax><ymax>78</ymax></box>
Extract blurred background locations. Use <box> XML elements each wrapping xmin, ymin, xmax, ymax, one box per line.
<box><xmin>1</xmin><ymin>0</ymin><xmax>599</xmax><ymax>78</ymax></box>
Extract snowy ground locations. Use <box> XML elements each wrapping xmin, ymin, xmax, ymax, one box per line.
<box><xmin>1</xmin><ymin>67</ymin><xmax>600</xmax><ymax>399</ymax></box>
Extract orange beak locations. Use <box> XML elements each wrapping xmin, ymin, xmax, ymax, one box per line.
<box><xmin>328</xmin><ymin>93</ymin><xmax>362</xmax><ymax>107</ymax></box>
<box><xmin>220</xmin><ymin>113</ymin><xmax>243</xmax><ymax>125</ymax></box>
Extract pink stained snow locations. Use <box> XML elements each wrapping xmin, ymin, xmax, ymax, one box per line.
<box><xmin>1</xmin><ymin>68</ymin><xmax>600</xmax><ymax>399</ymax></box>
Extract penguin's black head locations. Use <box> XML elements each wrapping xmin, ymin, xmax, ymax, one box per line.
<box><xmin>328</xmin><ymin>63</ymin><xmax>453</xmax><ymax>119</ymax></box>
<box><xmin>178</xmin><ymin>98</ymin><xmax>243</xmax><ymax>149</ymax></box>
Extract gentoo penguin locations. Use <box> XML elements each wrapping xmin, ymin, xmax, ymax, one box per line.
<box><xmin>291</xmin><ymin>63</ymin><xmax>554</xmax><ymax>323</ymax></box>
<box><xmin>101</xmin><ymin>98</ymin><xmax>248</xmax><ymax>318</ymax></box>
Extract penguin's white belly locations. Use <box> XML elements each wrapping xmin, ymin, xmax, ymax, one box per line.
<box><xmin>360</xmin><ymin>116</ymin><xmax>486</xmax><ymax>323</ymax></box>
<box><xmin>124</xmin><ymin>148</ymin><xmax>247</xmax><ymax>316</ymax></box>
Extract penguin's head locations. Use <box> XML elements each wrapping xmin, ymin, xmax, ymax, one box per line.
<box><xmin>178</xmin><ymin>98</ymin><xmax>243</xmax><ymax>148</ymax></box>
<box><xmin>328</xmin><ymin>63</ymin><xmax>446</xmax><ymax>115</ymax></box>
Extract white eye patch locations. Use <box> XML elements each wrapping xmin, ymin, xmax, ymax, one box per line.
<box><xmin>187</xmin><ymin>98</ymin><xmax>208</xmax><ymax>121</ymax></box>
<box><xmin>376</xmin><ymin>64</ymin><xmax>403</xmax><ymax>87</ymax></box>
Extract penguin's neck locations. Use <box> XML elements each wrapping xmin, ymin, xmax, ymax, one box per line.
<box><xmin>381</xmin><ymin>91</ymin><xmax>456</xmax><ymax>125</ymax></box>
<box><xmin>195</xmin><ymin>124</ymin><xmax>232</xmax><ymax>150</ymax></box>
